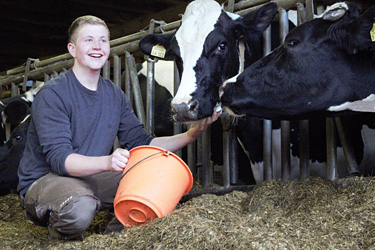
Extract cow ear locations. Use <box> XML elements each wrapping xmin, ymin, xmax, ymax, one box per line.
<box><xmin>241</xmin><ymin>2</ymin><xmax>278</xmax><ymax>33</ymax></box>
<box><xmin>328</xmin><ymin>5</ymin><xmax>375</xmax><ymax>54</ymax></box>
<box><xmin>322</xmin><ymin>2</ymin><xmax>361</xmax><ymax>21</ymax></box>
<box><xmin>139</xmin><ymin>33</ymin><xmax>175</xmax><ymax>60</ymax></box>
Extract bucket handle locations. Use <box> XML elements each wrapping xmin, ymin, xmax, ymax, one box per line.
<box><xmin>118</xmin><ymin>150</ymin><xmax>168</xmax><ymax>184</ymax></box>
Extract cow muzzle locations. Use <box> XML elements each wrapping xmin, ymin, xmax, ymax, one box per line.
<box><xmin>171</xmin><ymin>100</ymin><xmax>199</xmax><ymax>122</ymax></box>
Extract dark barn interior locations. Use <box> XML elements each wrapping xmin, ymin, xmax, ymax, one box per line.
<box><xmin>0</xmin><ymin>0</ymin><xmax>227</xmax><ymax>74</ymax></box>
<box><xmin>0</xmin><ymin>0</ymin><xmax>371</xmax><ymax>75</ymax></box>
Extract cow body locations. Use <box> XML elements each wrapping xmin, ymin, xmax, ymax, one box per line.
<box><xmin>0</xmin><ymin>116</ymin><xmax>30</xmax><ymax>195</ymax></box>
<box><xmin>221</xmin><ymin>3</ymin><xmax>375</xmax><ymax>176</ymax></box>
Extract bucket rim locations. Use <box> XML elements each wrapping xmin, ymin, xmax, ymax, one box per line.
<box><xmin>129</xmin><ymin>145</ymin><xmax>193</xmax><ymax>195</ymax></box>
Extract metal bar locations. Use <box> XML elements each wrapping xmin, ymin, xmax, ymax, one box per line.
<box><xmin>299</xmin><ymin>120</ymin><xmax>310</xmax><ymax>180</ymax></box>
<box><xmin>202</xmin><ymin>127</ymin><xmax>212</xmax><ymax>189</ymax></box>
<box><xmin>326</xmin><ymin>118</ymin><xmax>338</xmax><ymax>180</ymax></box>
<box><xmin>187</xmin><ymin>142</ymin><xmax>196</xmax><ymax>185</ymax></box>
<box><xmin>145</xmin><ymin>59</ymin><xmax>155</xmax><ymax>134</ymax></box>
<box><xmin>236</xmin><ymin>0</ymin><xmax>305</xmax><ymax>16</ymax></box>
<box><xmin>44</xmin><ymin>73</ymin><xmax>49</xmax><ymax>83</ymax></box>
<box><xmin>262</xmin><ymin>25</ymin><xmax>273</xmax><ymax>181</ymax></box>
<box><xmin>102</xmin><ymin>61</ymin><xmax>110</xmax><ymax>80</ymax></box>
<box><xmin>125</xmin><ymin>52</ymin><xmax>146</xmax><ymax>125</ymax></box>
<box><xmin>296</xmin><ymin>4</ymin><xmax>310</xmax><ymax>181</ymax></box>
<box><xmin>196</xmin><ymin>135</ymin><xmax>203</xmax><ymax>183</ymax></box>
<box><xmin>124</xmin><ymin>52</ymin><xmax>132</xmax><ymax>101</ymax></box>
<box><xmin>11</xmin><ymin>83</ymin><xmax>18</xmax><ymax>97</ymax></box>
<box><xmin>222</xmin><ymin>129</ymin><xmax>231</xmax><ymax>187</ymax></box>
<box><xmin>279</xmin><ymin>8</ymin><xmax>291</xmax><ymax>181</ymax></box>
<box><xmin>335</xmin><ymin>117</ymin><xmax>360</xmax><ymax>175</ymax></box>
<box><xmin>305</xmin><ymin>0</ymin><xmax>314</xmax><ymax>21</ymax></box>
<box><xmin>22</xmin><ymin>58</ymin><xmax>32</xmax><ymax>92</ymax></box>
<box><xmin>113</xmin><ymin>55</ymin><xmax>121</xmax><ymax>87</ymax></box>
<box><xmin>145</xmin><ymin>19</ymin><xmax>156</xmax><ymax>135</ymax></box>
<box><xmin>226</xmin><ymin>0</ymin><xmax>235</xmax><ymax>12</ymax></box>
<box><xmin>229</xmin><ymin>128</ymin><xmax>238</xmax><ymax>184</ymax></box>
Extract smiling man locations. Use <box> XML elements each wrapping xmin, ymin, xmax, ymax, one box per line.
<box><xmin>17</xmin><ymin>15</ymin><xmax>219</xmax><ymax>241</ymax></box>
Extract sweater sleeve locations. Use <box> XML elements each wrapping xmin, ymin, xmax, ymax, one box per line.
<box><xmin>31</xmin><ymin>87</ymin><xmax>73</xmax><ymax>176</ymax></box>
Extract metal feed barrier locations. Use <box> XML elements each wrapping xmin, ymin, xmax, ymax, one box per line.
<box><xmin>0</xmin><ymin>0</ymin><xmax>358</xmax><ymax>195</ymax></box>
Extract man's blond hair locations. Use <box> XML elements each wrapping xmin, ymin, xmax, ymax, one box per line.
<box><xmin>68</xmin><ymin>15</ymin><xmax>109</xmax><ymax>44</ymax></box>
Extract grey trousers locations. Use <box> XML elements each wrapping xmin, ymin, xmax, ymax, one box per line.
<box><xmin>23</xmin><ymin>172</ymin><xmax>123</xmax><ymax>237</ymax></box>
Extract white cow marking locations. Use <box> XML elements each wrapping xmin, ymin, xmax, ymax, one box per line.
<box><xmin>173</xmin><ymin>0</ymin><xmax>222</xmax><ymax>104</ymax></box>
<box><xmin>328</xmin><ymin>94</ymin><xmax>375</xmax><ymax>112</ymax></box>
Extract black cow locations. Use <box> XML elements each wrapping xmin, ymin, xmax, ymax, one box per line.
<box><xmin>0</xmin><ymin>116</ymin><xmax>30</xmax><ymax>195</ymax></box>
<box><xmin>221</xmin><ymin>2</ymin><xmax>375</xmax><ymax>119</ymax></box>
<box><xmin>221</xmin><ymin>2</ymin><xmax>375</xmax><ymax>175</ymax></box>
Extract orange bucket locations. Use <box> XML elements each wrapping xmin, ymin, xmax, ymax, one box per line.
<box><xmin>114</xmin><ymin>145</ymin><xmax>193</xmax><ymax>227</ymax></box>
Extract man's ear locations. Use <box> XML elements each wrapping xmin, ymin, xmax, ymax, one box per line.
<box><xmin>67</xmin><ymin>43</ymin><xmax>76</xmax><ymax>58</ymax></box>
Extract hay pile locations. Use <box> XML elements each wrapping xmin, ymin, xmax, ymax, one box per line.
<box><xmin>2</xmin><ymin>176</ymin><xmax>375</xmax><ymax>249</ymax></box>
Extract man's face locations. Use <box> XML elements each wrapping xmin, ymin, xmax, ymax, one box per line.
<box><xmin>68</xmin><ymin>24</ymin><xmax>110</xmax><ymax>72</ymax></box>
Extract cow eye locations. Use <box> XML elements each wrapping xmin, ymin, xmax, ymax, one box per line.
<box><xmin>15</xmin><ymin>135</ymin><xmax>22</xmax><ymax>141</ymax></box>
<box><xmin>217</xmin><ymin>42</ymin><xmax>226</xmax><ymax>51</ymax></box>
<box><xmin>288</xmin><ymin>39</ymin><xmax>300</xmax><ymax>47</ymax></box>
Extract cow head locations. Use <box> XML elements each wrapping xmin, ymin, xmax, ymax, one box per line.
<box><xmin>139</xmin><ymin>0</ymin><xmax>277</xmax><ymax>122</ymax></box>
<box><xmin>221</xmin><ymin>2</ymin><xmax>375</xmax><ymax>119</ymax></box>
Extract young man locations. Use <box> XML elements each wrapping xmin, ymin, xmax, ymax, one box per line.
<box><xmin>17</xmin><ymin>15</ymin><xmax>220</xmax><ymax>240</ymax></box>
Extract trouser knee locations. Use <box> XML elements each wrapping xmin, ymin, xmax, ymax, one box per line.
<box><xmin>49</xmin><ymin>195</ymin><xmax>100</xmax><ymax>235</ymax></box>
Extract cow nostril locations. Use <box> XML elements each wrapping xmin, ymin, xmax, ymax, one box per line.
<box><xmin>189</xmin><ymin>100</ymin><xmax>198</xmax><ymax>113</ymax></box>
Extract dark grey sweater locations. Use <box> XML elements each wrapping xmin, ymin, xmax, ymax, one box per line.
<box><xmin>17</xmin><ymin>69</ymin><xmax>153</xmax><ymax>196</ymax></box>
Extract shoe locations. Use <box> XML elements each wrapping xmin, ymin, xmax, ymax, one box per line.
<box><xmin>47</xmin><ymin>226</ymin><xmax>84</xmax><ymax>241</ymax></box>
<box><xmin>104</xmin><ymin>217</ymin><xmax>124</xmax><ymax>234</ymax></box>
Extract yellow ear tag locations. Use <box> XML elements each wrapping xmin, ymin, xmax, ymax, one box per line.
<box><xmin>150</xmin><ymin>44</ymin><xmax>166</xmax><ymax>58</ymax></box>
<box><xmin>371</xmin><ymin>23</ymin><xmax>375</xmax><ymax>42</ymax></box>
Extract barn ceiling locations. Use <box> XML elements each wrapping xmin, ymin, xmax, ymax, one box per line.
<box><xmin>0</xmin><ymin>0</ymin><xmax>226</xmax><ymax>75</ymax></box>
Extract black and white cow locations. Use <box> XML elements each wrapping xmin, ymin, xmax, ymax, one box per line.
<box><xmin>0</xmin><ymin>84</ymin><xmax>42</xmax><ymax>145</ymax></box>
<box><xmin>0</xmin><ymin>84</ymin><xmax>42</xmax><ymax>195</ymax></box>
<box><xmin>139</xmin><ymin>0</ymin><xmax>307</xmax><ymax>183</ymax></box>
<box><xmin>221</xmin><ymin>2</ymin><xmax>375</xmax><ymax>176</ymax></box>
<box><xmin>0</xmin><ymin>115</ymin><xmax>30</xmax><ymax>195</ymax></box>
<box><xmin>140</xmin><ymin>0</ymin><xmax>279</xmax><ymax>121</ymax></box>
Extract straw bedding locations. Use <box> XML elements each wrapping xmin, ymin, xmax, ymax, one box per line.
<box><xmin>1</xmin><ymin>176</ymin><xmax>375</xmax><ymax>249</ymax></box>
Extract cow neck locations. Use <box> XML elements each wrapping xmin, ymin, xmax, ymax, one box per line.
<box><xmin>238</xmin><ymin>38</ymin><xmax>245</xmax><ymax>73</ymax></box>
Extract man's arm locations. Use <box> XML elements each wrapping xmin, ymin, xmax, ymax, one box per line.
<box><xmin>150</xmin><ymin>110</ymin><xmax>221</xmax><ymax>152</ymax></box>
